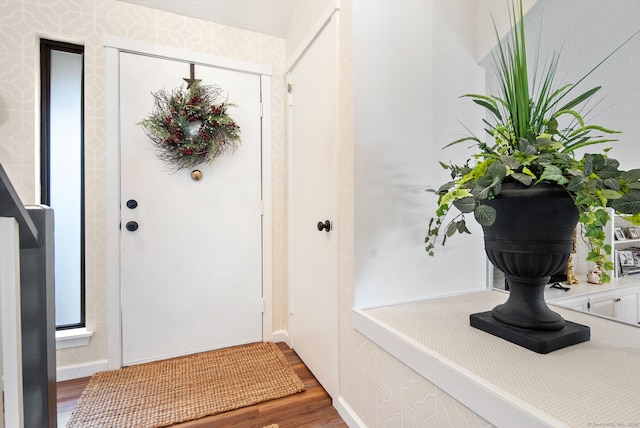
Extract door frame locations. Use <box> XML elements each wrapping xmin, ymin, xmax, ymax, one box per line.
<box><xmin>105</xmin><ymin>36</ymin><xmax>273</xmax><ymax>370</ymax></box>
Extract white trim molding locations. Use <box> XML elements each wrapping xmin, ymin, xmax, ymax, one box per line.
<box><xmin>104</xmin><ymin>35</ymin><xmax>272</xmax><ymax>77</ymax></box>
<box><xmin>57</xmin><ymin>359</ymin><xmax>109</xmax><ymax>382</ymax></box>
<box><xmin>55</xmin><ymin>327</ymin><xmax>93</xmax><ymax>350</ymax></box>
<box><xmin>285</xmin><ymin>0</ymin><xmax>340</xmax><ymax>72</ymax></box>
<box><xmin>335</xmin><ymin>396</ymin><xmax>367</xmax><ymax>428</ymax></box>
<box><xmin>268</xmin><ymin>329</ymin><xmax>289</xmax><ymax>345</ymax></box>
<box><xmin>105</xmin><ymin>45</ymin><xmax>122</xmax><ymax>370</ymax></box>
<box><xmin>260</xmin><ymin>74</ymin><xmax>275</xmax><ymax>344</ymax></box>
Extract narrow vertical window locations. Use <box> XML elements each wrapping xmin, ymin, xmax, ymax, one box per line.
<box><xmin>40</xmin><ymin>40</ymin><xmax>85</xmax><ymax>330</ymax></box>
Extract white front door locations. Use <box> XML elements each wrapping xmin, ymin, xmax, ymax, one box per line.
<box><xmin>119</xmin><ymin>52</ymin><xmax>263</xmax><ymax>365</ymax></box>
<box><xmin>288</xmin><ymin>14</ymin><xmax>339</xmax><ymax>398</ymax></box>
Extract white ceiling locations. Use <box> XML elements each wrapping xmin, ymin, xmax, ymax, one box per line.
<box><xmin>119</xmin><ymin>0</ymin><xmax>296</xmax><ymax>38</ymax></box>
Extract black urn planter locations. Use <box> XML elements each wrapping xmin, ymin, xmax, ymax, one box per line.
<box><xmin>469</xmin><ymin>183</ymin><xmax>591</xmax><ymax>353</ymax></box>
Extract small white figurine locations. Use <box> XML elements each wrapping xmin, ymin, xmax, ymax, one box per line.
<box><xmin>587</xmin><ymin>266</ymin><xmax>602</xmax><ymax>284</ymax></box>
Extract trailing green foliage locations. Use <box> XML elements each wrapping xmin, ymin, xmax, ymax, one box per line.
<box><xmin>425</xmin><ymin>1</ymin><xmax>640</xmax><ymax>282</ymax></box>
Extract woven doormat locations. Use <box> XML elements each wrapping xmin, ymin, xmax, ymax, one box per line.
<box><xmin>67</xmin><ymin>342</ymin><xmax>305</xmax><ymax>427</ymax></box>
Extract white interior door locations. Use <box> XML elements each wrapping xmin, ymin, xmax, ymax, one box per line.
<box><xmin>288</xmin><ymin>14</ymin><xmax>339</xmax><ymax>398</ymax></box>
<box><xmin>119</xmin><ymin>52</ymin><xmax>263</xmax><ymax>365</ymax></box>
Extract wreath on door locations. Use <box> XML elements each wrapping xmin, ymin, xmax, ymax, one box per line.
<box><xmin>139</xmin><ymin>81</ymin><xmax>241</xmax><ymax>170</ymax></box>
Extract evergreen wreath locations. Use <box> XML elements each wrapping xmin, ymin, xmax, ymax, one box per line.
<box><xmin>139</xmin><ymin>81</ymin><xmax>240</xmax><ymax>170</ymax></box>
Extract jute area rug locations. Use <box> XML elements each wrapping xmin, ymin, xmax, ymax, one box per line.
<box><xmin>67</xmin><ymin>342</ymin><xmax>305</xmax><ymax>428</ymax></box>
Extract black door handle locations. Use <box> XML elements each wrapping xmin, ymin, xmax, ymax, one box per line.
<box><xmin>317</xmin><ymin>220</ymin><xmax>331</xmax><ymax>232</ymax></box>
<box><xmin>125</xmin><ymin>221</ymin><xmax>139</xmax><ymax>232</ymax></box>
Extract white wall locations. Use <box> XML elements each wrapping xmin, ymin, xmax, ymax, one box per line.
<box><xmin>353</xmin><ymin>0</ymin><xmax>486</xmax><ymax>307</ymax></box>
<box><xmin>285</xmin><ymin>0</ymin><xmax>335</xmax><ymax>61</ymax></box>
<box><xmin>475</xmin><ymin>0</ymin><xmax>538</xmax><ymax>61</ymax></box>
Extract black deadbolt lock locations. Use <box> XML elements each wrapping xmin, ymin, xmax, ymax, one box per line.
<box><xmin>126</xmin><ymin>199</ymin><xmax>138</xmax><ymax>209</ymax></box>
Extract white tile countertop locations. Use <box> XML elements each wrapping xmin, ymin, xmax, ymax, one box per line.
<box><xmin>353</xmin><ymin>290</ymin><xmax>640</xmax><ymax>427</ymax></box>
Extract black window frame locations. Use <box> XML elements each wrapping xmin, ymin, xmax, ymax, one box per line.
<box><xmin>40</xmin><ymin>39</ymin><xmax>86</xmax><ymax>331</ymax></box>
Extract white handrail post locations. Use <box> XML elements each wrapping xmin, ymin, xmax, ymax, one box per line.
<box><xmin>0</xmin><ymin>217</ymin><xmax>24</xmax><ymax>428</ymax></box>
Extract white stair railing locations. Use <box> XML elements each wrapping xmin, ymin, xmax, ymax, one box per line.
<box><xmin>0</xmin><ymin>216</ymin><xmax>24</xmax><ymax>428</ymax></box>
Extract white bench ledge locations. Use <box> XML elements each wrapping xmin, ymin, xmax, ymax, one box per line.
<box><xmin>353</xmin><ymin>289</ymin><xmax>640</xmax><ymax>428</ymax></box>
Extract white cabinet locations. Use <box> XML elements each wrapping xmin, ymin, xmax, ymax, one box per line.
<box><xmin>614</xmin><ymin>292</ymin><xmax>639</xmax><ymax>324</ymax></box>
<box><xmin>568</xmin><ymin>301</ymin><xmax>588</xmax><ymax>312</ymax></box>
<box><xmin>553</xmin><ymin>286</ymin><xmax>640</xmax><ymax>326</ymax></box>
<box><xmin>587</xmin><ymin>290</ymin><xmax>639</xmax><ymax>324</ymax></box>
<box><xmin>553</xmin><ymin>295</ymin><xmax>588</xmax><ymax>312</ymax></box>
<box><xmin>588</xmin><ymin>295</ymin><xmax>614</xmax><ymax>318</ymax></box>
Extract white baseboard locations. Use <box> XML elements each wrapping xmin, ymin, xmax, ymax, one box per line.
<box><xmin>269</xmin><ymin>329</ymin><xmax>289</xmax><ymax>345</ymax></box>
<box><xmin>57</xmin><ymin>359</ymin><xmax>109</xmax><ymax>381</ymax></box>
<box><xmin>335</xmin><ymin>395</ymin><xmax>367</xmax><ymax>428</ymax></box>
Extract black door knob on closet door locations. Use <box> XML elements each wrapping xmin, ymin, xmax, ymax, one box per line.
<box><xmin>125</xmin><ymin>221</ymin><xmax>139</xmax><ymax>232</ymax></box>
<box><xmin>317</xmin><ymin>220</ymin><xmax>331</xmax><ymax>232</ymax></box>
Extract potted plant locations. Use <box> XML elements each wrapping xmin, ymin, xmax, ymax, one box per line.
<box><xmin>425</xmin><ymin>1</ymin><xmax>640</xmax><ymax>352</ymax></box>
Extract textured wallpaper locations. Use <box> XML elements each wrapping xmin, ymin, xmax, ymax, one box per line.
<box><xmin>0</xmin><ymin>0</ymin><xmax>287</xmax><ymax>369</ymax></box>
<box><xmin>285</xmin><ymin>0</ymin><xmax>336</xmax><ymax>57</ymax></box>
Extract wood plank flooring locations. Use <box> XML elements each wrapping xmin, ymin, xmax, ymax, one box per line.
<box><xmin>57</xmin><ymin>342</ymin><xmax>347</xmax><ymax>428</ymax></box>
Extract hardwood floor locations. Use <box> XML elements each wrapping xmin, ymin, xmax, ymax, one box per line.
<box><xmin>57</xmin><ymin>342</ymin><xmax>347</xmax><ymax>428</ymax></box>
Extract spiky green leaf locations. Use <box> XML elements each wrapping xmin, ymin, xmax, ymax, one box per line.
<box><xmin>442</xmin><ymin>136</ymin><xmax>482</xmax><ymax>149</ymax></box>
<box><xmin>465</xmin><ymin>96</ymin><xmax>503</xmax><ymax>121</ymax></box>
